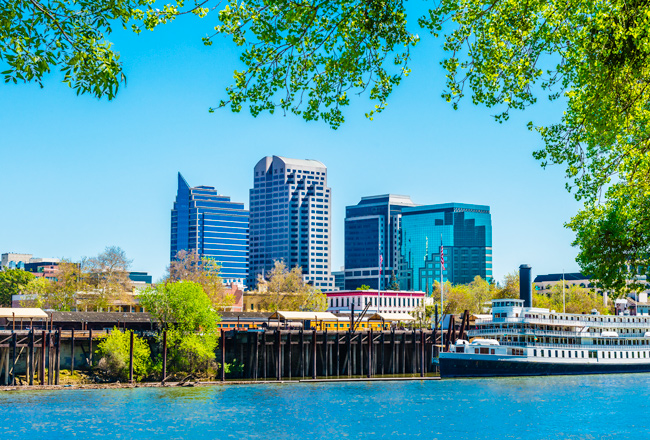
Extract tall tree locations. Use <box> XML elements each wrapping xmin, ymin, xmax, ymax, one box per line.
<box><xmin>25</xmin><ymin>259</ymin><xmax>86</xmax><ymax>310</ymax></box>
<box><xmin>168</xmin><ymin>250</ymin><xmax>233</xmax><ymax>310</ymax></box>
<box><xmin>84</xmin><ymin>246</ymin><xmax>133</xmax><ymax>310</ymax></box>
<box><xmin>0</xmin><ymin>268</ymin><xmax>34</xmax><ymax>306</ymax></box>
<box><xmin>257</xmin><ymin>261</ymin><xmax>327</xmax><ymax>312</ymax></box>
<box><xmin>140</xmin><ymin>281</ymin><xmax>220</xmax><ymax>373</ymax></box>
<box><xmin>388</xmin><ymin>272</ymin><xmax>400</xmax><ymax>291</ymax></box>
<box><xmin>494</xmin><ymin>271</ymin><xmax>520</xmax><ymax>300</ymax></box>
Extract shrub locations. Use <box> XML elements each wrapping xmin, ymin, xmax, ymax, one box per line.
<box><xmin>96</xmin><ymin>328</ymin><xmax>152</xmax><ymax>382</ymax></box>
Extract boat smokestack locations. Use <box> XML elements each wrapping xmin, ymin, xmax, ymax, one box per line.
<box><xmin>519</xmin><ymin>264</ymin><xmax>532</xmax><ymax>308</ymax></box>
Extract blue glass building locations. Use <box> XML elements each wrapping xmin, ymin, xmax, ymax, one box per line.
<box><xmin>344</xmin><ymin>195</ymin><xmax>416</xmax><ymax>290</ymax></box>
<box><xmin>171</xmin><ymin>173</ymin><xmax>249</xmax><ymax>286</ymax></box>
<box><xmin>400</xmin><ymin>203</ymin><xmax>492</xmax><ymax>291</ymax></box>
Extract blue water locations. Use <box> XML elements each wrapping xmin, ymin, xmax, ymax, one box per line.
<box><xmin>1</xmin><ymin>375</ymin><xmax>649</xmax><ymax>439</ymax></box>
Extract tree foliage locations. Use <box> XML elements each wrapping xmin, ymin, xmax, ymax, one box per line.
<box><xmin>1</xmin><ymin>0</ymin><xmax>208</xmax><ymax>98</ymax></box>
<box><xmin>493</xmin><ymin>271</ymin><xmax>520</xmax><ymax>300</ymax></box>
<box><xmin>22</xmin><ymin>247</ymin><xmax>135</xmax><ymax>311</ymax></box>
<box><xmin>388</xmin><ymin>272</ymin><xmax>400</xmax><ymax>291</ymax></box>
<box><xmin>96</xmin><ymin>328</ymin><xmax>152</xmax><ymax>382</ymax></box>
<box><xmin>140</xmin><ymin>281</ymin><xmax>219</xmax><ymax>373</ymax></box>
<box><xmin>257</xmin><ymin>260</ymin><xmax>327</xmax><ymax>312</ymax></box>
<box><xmin>168</xmin><ymin>250</ymin><xmax>233</xmax><ymax>310</ymax></box>
<box><xmin>533</xmin><ymin>284</ymin><xmax>609</xmax><ymax>315</ymax></box>
<box><xmin>6</xmin><ymin>0</ymin><xmax>650</xmax><ymax>288</ymax></box>
<box><xmin>214</xmin><ymin>0</ymin><xmax>650</xmax><ymax>291</ymax></box>
<box><xmin>0</xmin><ymin>268</ymin><xmax>34</xmax><ymax>306</ymax></box>
<box><xmin>84</xmin><ymin>246</ymin><xmax>133</xmax><ymax>310</ymax></box>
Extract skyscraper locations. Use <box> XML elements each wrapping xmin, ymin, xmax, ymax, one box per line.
<box><xmin>171</xmin><ymin>173</ymin><xmax>249</xmax><ymax>287</ymax></box>
<box><xmin>400</xmin><ymin>203</ymin><xmax>492</xmax><ymax>291</ymax></box>
<box><xmin>344</xmin><ymin>194</ymin><xmax>416</xmax><ymax>290</ymax></box>
<box><xmin>249</xmin><ymin>156</ymin><xmax>333</xmax><ymax>290</ymax></box>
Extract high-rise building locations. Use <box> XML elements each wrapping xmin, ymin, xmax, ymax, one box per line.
<box><xmin>171</xmin><ymin>173</ymin><xmax>249</xmax><ymax>287</ymax></box>
<box><xmin>249</xmin><ymin>156</ymin><xmax>334</xmax><ymax>290</ymax></box>
<box><xmin>344</xmin><ymin>195</ymin><xmax>416</xmax><ymax>290</ymax></box>
<box><xmin>400</xmin><ymin>203</ymin><xmax>492</xmax><ymax>291</ymax></box>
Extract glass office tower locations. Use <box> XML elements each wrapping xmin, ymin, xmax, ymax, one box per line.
<box><xmin>344</xmin><ymin>194</ymin><xmax>416</xmax><ymax>290</ymax></box>
<box><xmin>400</xmin><ymin>203</ymin><xmax>492</xmax><ymax>291</ymax></box>
<box><xmin>170</xmin><ymin>173</ymin><xmax>249</xmax><ymax>287</ymax></box>
<box><xmin>249</xmin><ymin>156</ymin><xmax>334</xmax><ymax>290</ymax></box>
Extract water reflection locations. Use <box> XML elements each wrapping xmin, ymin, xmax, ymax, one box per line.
<box><xmin>0</xmin><ymin>375</ymin><xmax>649</xmax><ymax>439</ymax></box>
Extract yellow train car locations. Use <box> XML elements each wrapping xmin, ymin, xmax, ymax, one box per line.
<box><xmin>317</xmin><ymin>318</ymin><xmax>390</xmax><ymax>332</ymax></box>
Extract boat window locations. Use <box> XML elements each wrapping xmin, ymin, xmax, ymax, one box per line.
<box><xmin>608</xmin><ymin>352</ymin><xmax>611</xmax><ymax>358</ymax></box>
<box><xmin>562</xmin><ymin>351</ymin><xmax>565</xmax><ymax>358</ymax></box>
<box><xmin>568</xmin><ymin>351</ymin><xmax>571</xmax><ymax>358</ymax></box>
<box><xmin>533</xmin><ymin>349</ymin><xmax>537</xmax><ymax>356</ymax></box>
<box><xmin>541</xmin><ymin>350</ymin><xmax>544</xmax><ymax>357</ymax></box>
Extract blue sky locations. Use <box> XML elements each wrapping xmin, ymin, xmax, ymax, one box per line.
<box><xmin>0</xmin><ymin>10</ymin><xmax>581</xmax><ymax>284</ymax></box>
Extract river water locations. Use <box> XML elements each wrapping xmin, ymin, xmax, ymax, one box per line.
<box><xmin>1</xmin><ymin>374</ymin><xmax>648</xmax><ymax>439</ymax></box>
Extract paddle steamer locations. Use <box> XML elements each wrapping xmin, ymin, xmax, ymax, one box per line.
<box><xmin>439</xmin><ymin>266</ymin><xmax>650</xmax><ymax>377</ymax></box>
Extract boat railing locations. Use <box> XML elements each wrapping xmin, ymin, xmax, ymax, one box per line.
<box><xmin>495</xmin><ymin>341</ymin><xmax>648</xmax><ymax>351</ymax></box>
<box><xmin>475</xmin><ymin>316</ymin><xmax>650</xmax><ymax>328</ymax></box>
<box><xmin>468</xmin><ymin>328</ymin><xmax>649</xmax><ymax>338</ymax></box>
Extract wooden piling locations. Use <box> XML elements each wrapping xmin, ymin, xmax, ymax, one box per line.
<box><xmin>367</xmin><ymin>329</ymin><xmax>372</xmax><ymax>378</ymax></box>
<box><xmin>219</xmin><ymin>329</ymin><xmax>225</xmax><ymax>382</ymax></box>
<box><xmin>287</xmin><ymin>331</ymin><xmax>292</xmax><ymax>380</ymax></box>
<box><xmin>10</xmin><ymin>332</ymin><xmax>16</xmax><ymax>386</ymax></box>
<box><xmin>412</xmin><ymin>330</ymin><xmax>417</xmax><ymax>374</ymax></box>
<box><xmin>29</xmin><ymin>330</ymin><xmax>34</xmax><ymax>385</ymax></box>
<box><xmin>3</xmin><ymin>348</ymin><xmax>8</xmax><ymax>385</ymax></box>
<box><xmin>345</xmin><ymin>331</ymin><xmax>351</xmax><ymax>377</ymax></box>
<box><xmin>262</xmin><ymin>330</ymin><xmax>267</xmax><ymax>379</ymax></box>
<box><xmin>335</xmin><ymin>331</ymin><xmax>340</xmax><ymax>377</ymax></box>
<box><xmin>47</xmin><ymin>332</ymin><xmax>53</xmax><ymax>385</ymax></box>
<box><xmin>70</xmin><ymin>328</ymin><xmax>75</xmax><ymax>374</ymax></box>
<box><xmin>379</xmin><ymin>326</ymin><xmax>386</xmax><ymax>376</ymax></box>
<box><xmin>275</xmin><ymin>330</ymin><xmax>281</xmax><ymax>381</ymax></box>
<box><xmin>400</xmin><ymin>331</ymin><xmax>406</xmax><ymax>374</ymax></box>
<box><xmin>129</xmin><ymin>331</ymin><xmax>134</xmax><ymax>383</ymax></box>
<box><xmin>311</xmin><ymin>329</ymin><xmax>317</xmax><ymax>379</ymax></box>
<box><xmin>420</xmin><ymin>330</ymin><xmax>425</xmax><ymax>377</ymax></box>
<box><xmin>299</xmin><ymin>329</ymin><xmax>304</xmax><ymax>378</ymax></box>
<box><xmin>390</xmin><ymin>329</ymin><xmax>395</xmax><ymax>374</ymax></box>
<box><xmin>88</xmin><ymin>329</ymin><xmax>93</xmax><ymax>367</ymax></box>
<box><xmin>253</xmin><ymin>331</ymin><xmax>259</xmax><ymax>380</ymax></box>
<box><xmin>55</xmin><ymin>328</ymin><xmax>61</xmax><ymax>385</ymax></box>
<box><xmin>162</xmin><ymin>330</ymin><xmax>168</xmax><ymax>383</ymax></box>
<box><xmin>40</xmin><ymin>330</ymin><xmax>46</xmax><ymax>384</ymax></box>
<box><xmin>323</xmin><ymin>330</ymin><xmax>328</xmax><ymax>377</ymax></box>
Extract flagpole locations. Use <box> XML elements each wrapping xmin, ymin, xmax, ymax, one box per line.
<box><xmin>440</xmin><ymin>234</ymin><xmax>444</xmax><ymax>334</ymax></box>
<box><xmin>378</xmin><ymin>245</ymin><xmax>382</xmax><ymax>314</ymax></box>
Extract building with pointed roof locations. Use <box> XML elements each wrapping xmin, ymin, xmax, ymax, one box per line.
<box><xmin>171</xmin><ymin>173</ymin><xmax>249</xmax><ymax>287</ymax></box>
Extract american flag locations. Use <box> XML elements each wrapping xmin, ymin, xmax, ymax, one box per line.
<box><xmin>379</xmin><ymin>254</ymin><xmax>383</xmax><ymax>274</ymax></box>
<box><xmin>440</xmin><ymin>243</ymin><xmax>445</xmax><ymax>271</ymax></box>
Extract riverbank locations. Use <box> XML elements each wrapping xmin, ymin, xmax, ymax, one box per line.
<box><xmin>0</xmin><ymin>375</ymin><xmax>440</xmax><ymax>392</ymax></box>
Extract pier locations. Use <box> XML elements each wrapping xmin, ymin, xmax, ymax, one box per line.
<box><xmin>0</xmin><ymin>310</ymin><xmax>472</xmax><ymax>384</ymax></box>
<box><xmin>218</xmin><ymin>329</ymin><xmax>443</xmax><ymax>380</ymax></box>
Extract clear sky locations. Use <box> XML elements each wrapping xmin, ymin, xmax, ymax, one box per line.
<box><xmin>0</xmin><ymin>10</ymin><xmax>582</xmax><ymax>284</ymax></box>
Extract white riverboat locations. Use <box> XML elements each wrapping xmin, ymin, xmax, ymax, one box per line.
<box><xmin>439</xmin><ymin>298</ymin><xmax>650</xmax><ymax>377</ymax></box>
